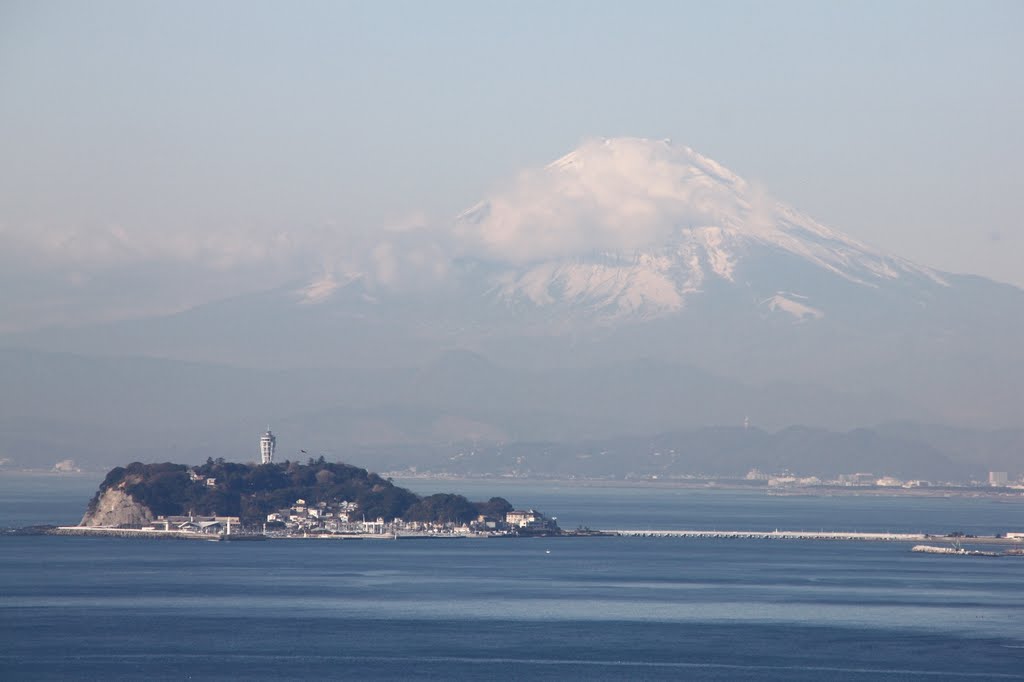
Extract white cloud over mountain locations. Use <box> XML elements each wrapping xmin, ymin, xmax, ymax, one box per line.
<box><xmin>455</xmin><ymin>138</ymin><xmax>742</xmax><ymax>263</ymax></box>
<box><xmin>0</xmin><ymin>220</ymin><xmax>286</xmax><ymax>270</ymax></box>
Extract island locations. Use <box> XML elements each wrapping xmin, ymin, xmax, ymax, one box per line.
<box><xmin>56</xmin><ymin>459</ymin><xmax>564</xmax><ymax>540</ymax></box>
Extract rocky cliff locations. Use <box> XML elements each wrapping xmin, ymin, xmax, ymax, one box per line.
<box><xmin>80</xmin><ymin>487</ymin><xmax>154</xmax><ymax>527</ymax></box>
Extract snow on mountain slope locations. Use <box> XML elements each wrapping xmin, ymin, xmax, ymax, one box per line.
<box><xmin>453</xmin><ymin>138</ymin><xmax>948</xmax><ymax>321</ymax></box>
<box><xmin>762</xmin><ymin>293</ymin><xmax>824</xmax><ymax>321</ymax></box>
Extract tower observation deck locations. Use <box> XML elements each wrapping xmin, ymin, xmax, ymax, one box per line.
<box><xmin>260</xmin><ymin>429</ymin><xmax>276</xmax><ymax>464</ymax></box>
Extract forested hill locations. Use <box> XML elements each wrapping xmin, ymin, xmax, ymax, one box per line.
<box><xmin>87</xmin><ymin>459</ymin><xmax>512</xmax><ymax>525</ymax></box>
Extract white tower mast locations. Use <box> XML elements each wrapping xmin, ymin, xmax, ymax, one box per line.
<box><xmin>260</xmin><ymin>428</ymin><xmax>276</xmax><ymax>464</ymax></box>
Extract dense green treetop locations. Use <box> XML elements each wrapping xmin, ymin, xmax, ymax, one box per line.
<box><xmin>88</xmin><ymin>459</ymin><xmax>512</xmax><ymax>525</ymax></box>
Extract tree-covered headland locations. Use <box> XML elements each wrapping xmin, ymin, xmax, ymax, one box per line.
<box><xmin>88</xmin><ymin>459</ymin><xmax>513</xmax><ymax>526</ymax></box>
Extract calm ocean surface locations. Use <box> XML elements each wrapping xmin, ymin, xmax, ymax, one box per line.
<box><xmin>2</xmin><ymin>474</ymin><xmax>1023</xmax><ymax>680</ymax></box>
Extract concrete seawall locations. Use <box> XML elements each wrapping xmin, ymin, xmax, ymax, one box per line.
<box><xmin>600</xmin><ymin>530</ymin><xmax>1021</xmax><ymax>544</ymax></box>
<box><xmin>53</xmin><ymin>526</ymin><xmax>223</xmax><ymax>540</ymax></box>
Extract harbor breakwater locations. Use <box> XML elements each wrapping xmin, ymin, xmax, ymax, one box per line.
<box><xmin>51</xmin><ymin>526</ymin><xmax>219</xmax><ymax>540</ymax></box>
<box><xmin>602</xmin><ymin>529</ymin><xmax>1022</xmax><ymax>544</ymax></box>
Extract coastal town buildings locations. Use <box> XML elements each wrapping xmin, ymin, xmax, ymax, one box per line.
<box><xmin>79</xmin><ymin>499</ymin><xmax>560</xmax><ymax>539</ymax></box>
<box><xmin>258</xmin><ymin>499</ymin><xmax>556</xmax><ymax>538</ymax></box>
<box><xmin>147</xmin><ymin>515</ymin><xmax>241</xmax><ymax>534</ymax></box>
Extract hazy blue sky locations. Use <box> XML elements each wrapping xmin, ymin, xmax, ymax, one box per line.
<box><xmin>1</xmin><ymin>1</ymin><xmax>1021</xmax><ymax>329</ymax></box>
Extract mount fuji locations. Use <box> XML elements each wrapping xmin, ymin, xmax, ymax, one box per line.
<box><xmin>4</xmin><ymin>138</ymin><xmax>1023</xmax><ymax>436</ymax></box>
<box><xmin>453</xmin><ymin>137</ymin><xmax>948</xmax><ymax>324</ymax></box>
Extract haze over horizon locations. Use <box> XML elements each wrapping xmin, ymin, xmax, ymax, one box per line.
<box><xmin>1</xmin><ymin>2</ymin><xmax>1022</xmax><ymax>480</ymax></box>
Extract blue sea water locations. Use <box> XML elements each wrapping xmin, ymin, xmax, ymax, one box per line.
<box><xmin>2</xmin><ymin>474</ymin><xmax>1023</xmax><ymax>680</ymax></box>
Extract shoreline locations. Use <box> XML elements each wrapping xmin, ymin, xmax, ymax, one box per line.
<box><xmin>23</xmin><ymin>525</ymin><xmax>1024</xmax><ymax>547</ymax></box>
<box><xmin>37</xmin><ymin>526</ymin><xmax>570</xmax><ymax>541</ymax></box>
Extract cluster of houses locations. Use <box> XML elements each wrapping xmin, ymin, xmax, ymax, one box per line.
<box><xmin>265</xmin><ymin>498</ymin><xmax>364</xmax><ymax>534</ymax></box>
<box><xmin>133</xmin><ymin>474</ymin><xmax>559</xmax><ymax>536</ymax></box>
<box><xmin>262</xmin><ymin>498</ymin><xmax>558</xmax><ymax>537</ymax></box>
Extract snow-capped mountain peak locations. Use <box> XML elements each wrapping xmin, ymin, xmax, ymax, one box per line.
<box><xmin>454</xmin><ymin>137</ymin><xmax>947</xmax><ymax>321</ymax></box>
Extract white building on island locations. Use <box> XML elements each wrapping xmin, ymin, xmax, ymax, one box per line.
<box><xmin>260</xmin><ymin>428</ymin><xmax>276</xmax><ymax>464</ymax></box>
<box><xmin>505</xmin><ymin>509</ymin><xmax>540</xmax><ymax>527</ymax></box>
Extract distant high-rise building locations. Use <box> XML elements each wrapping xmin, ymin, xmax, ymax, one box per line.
<box><xmin>989</xmin><ymin>471</ymin><xmax>1009</xmax><ymax>487</ymax></box>
<box><xmin>260</xmin><ymin>429</ymin><xmax>276</xmax><ymax>464</ymax></box>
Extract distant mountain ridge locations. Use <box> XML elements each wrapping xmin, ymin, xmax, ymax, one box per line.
<box><xmin>359</xmin><ymin>424</ymin><xmax>1023</xmax><ymax>482</ymax></box>
<box><xmin>1</xmin><ymin>348</ymin><xmax>1021</xmax><ymax>481</ymax></box>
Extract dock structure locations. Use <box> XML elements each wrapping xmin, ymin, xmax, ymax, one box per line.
<box><xmin>602</xmin><ymin>529</ymin><xmax>930</xmax><ymax>542</ymax></box>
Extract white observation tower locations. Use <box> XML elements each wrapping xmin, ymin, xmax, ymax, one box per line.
<box><xmin>260</xmin><ymin>428</ymin><xmax>276</xmax><ymax>464</ymax></box>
